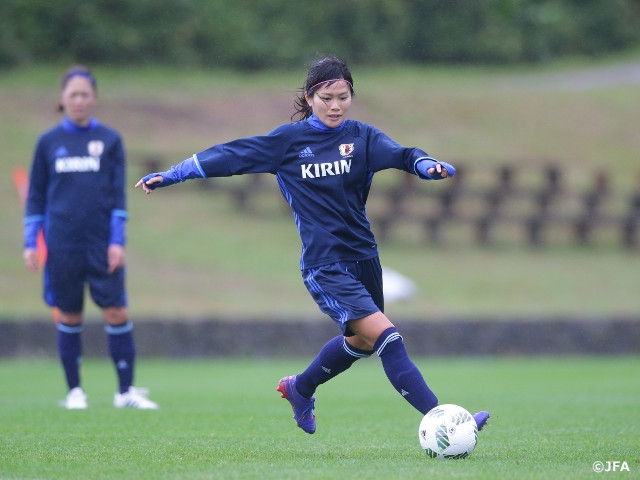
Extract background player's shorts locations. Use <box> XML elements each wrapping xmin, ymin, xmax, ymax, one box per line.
<box><xmin>302</xmin><ymin>256</ymin><xmax>384</xmax><ymax>336</ymax></box>
<box><xmin>44</xmin><ymin>248</ymin><xmax>127</xmax><ymax>312</ymax></box>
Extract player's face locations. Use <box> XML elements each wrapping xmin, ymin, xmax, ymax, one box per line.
<box><xmin>59</xmin><ymin>76</ymin><xmax>97</xmax><ymax>127</ymax></box>
<box><xmin>306</xmin><ymin>80</ymin><xmax>352</xmax><ymax>128</ymax></box>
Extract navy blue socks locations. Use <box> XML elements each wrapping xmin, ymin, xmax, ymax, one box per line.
<box><xmin>374</xmin><ymin>327</ymin><xmax>438</xmax><ymax>414</ymax></box>
<box><xmin>57</xmin><ymin>323</ymin><xmax>83</xmax><ymax>390</ymax></box>
<box><xmin>57</xmin><ymin>321</ymin><xmax>136</xmax><ymax>394</ymax></box>
<box><xmin>296</xmin><ymin>335</ymin><xmax>373</xmax><ymax>398</ymax></box>
<box><xmin>106</xmin><ymin>322</ymin><xmax>136</xmax><ymax>394</ymax></box>
<box><xmin>296</xmin><ymin>328</ymin><xmax>438</xmax><ymax>415</ymax></box>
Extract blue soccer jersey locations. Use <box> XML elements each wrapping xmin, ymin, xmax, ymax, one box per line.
<box><xmin>157</xmin><ymin>115</ymin><xmax>449</xmax><ymax>270</ymax></box>
<box><xmin>24</xmin><ymin>117</ymin><xmax>128</xmax><ymax>251</ymax></box>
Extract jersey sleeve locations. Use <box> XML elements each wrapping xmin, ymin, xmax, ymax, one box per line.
<box><xmin>363</xmin><ymin>123</ymin><xmax>454</xmax><ymax>180</ymax></box>
<box><xmin>109</xmin><ymin>135</ymin><xmax>128</xmax><ymax>245</ymax></box>
<box><xmin>109</xmin><ymin>136</ymin><xmax>127</xmax><ymax>212</ymax></box>
<box><xmin>195</xmin><ymin>128</ymin><xmax>291</xmax><ymax>178</ymax></box>
<box><xmin>364</xmin><ymin>124</ymin><xmax>429</xmax><ymax>175</ymax></box>
<box><xmin>24</xmin><ymin>136</ymin><xmax>49</xmax><ymax>219</ymax></box>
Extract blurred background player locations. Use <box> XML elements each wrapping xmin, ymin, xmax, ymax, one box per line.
<box><xmin>136</xmin><ymin>56</ymin><xmax>488</xmax><ymax>431</ymax></box>
<box><xmin>23</xmin><ymin>65</ymin><xmax>158</xmax><ymax>410</ymax></box>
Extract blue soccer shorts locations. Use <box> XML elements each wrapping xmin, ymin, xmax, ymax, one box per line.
<box><xmin>43</xmin><ymin>248</ymin><xmax>127</xmax><ymax>313</ymax></box>
<box><xmin>302</xmin><ymin>257</ymin><xmax>384</xmax><ymax>336</ymax></box>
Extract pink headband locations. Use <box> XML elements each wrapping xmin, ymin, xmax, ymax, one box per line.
<box><xmin>307</xmin><ymin>78</ymin><xmax>353</xmax><ymax>93</ymax></box>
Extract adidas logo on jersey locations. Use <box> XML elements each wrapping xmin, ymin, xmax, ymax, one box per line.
<box><xmin>55</xmin><ymin>146</ymin><xmax>69</xmax><ymax>157</ymax></box>
<box><xmin>299</xmin><ymin>147</ymin><xmax>315</xmax><ymax>158</ymax></box>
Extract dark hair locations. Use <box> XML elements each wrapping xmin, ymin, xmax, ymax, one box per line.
<box><xmin>292</xmin><ymin>56</ymin><xmax>355</xmax><ymax>121</ymax></box>
<box><xmin>58</xmin><ymin>65</ymin><xmax>97</xmax><ymax>112</ymax></box>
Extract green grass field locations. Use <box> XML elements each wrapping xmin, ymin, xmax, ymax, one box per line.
<box><xmin>2</xmin><ymin>55</ymin><xmax>640</xmax><ymax>321</ymax></box>
<box><xmin>1</xmin><ymin>356</ymin><xmax>638</xmax><ymax>479</ymax></box>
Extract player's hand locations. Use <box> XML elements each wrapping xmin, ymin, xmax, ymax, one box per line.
<box><xmin>23</xmin><ymin>248</ymin><xmax>39</xmax><ymax>272</ymax></box>
<box><xmin>107</xmin><ymin>244</ymin><xmax>125</xmax><ymax>274</ymax></box>
<box><xmin>135</xmin><ymin>175</ymin><xmax>163</xmax><ymax>194</ymax></box>
<box><xmin>427</xmin><ymin>163</ymin><xmax>449</xmax><ymax>178</ymax></box>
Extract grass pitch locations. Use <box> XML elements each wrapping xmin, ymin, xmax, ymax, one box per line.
<box><xmin>1</xmin><ymin>356</ymin><xmax>638</xmax><ymax>479</ymax></box>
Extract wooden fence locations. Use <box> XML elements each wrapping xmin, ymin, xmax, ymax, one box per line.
<box><xmin>370</xmin><ymin>165</ymin><xmax>640</xmax><ymax>248</ymax></box>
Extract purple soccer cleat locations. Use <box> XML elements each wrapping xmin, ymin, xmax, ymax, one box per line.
<box><xmin>473</xmin><ymin>411</ymin><xmax>490</xmax><ymax>431</ymax></box>
<box><xmin>277</xmin><ymin>375</ymin><xmax>316</xmax><ymax>434</ymax></box>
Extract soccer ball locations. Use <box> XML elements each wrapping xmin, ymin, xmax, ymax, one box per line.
<box><xmin>418</xmin><ymin>404</ymin><xmax>478</xmax><ymax>459</ymax></box>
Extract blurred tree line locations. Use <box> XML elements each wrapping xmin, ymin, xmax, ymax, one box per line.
<box><xmin>1</xmin><ymin>0</ymin><xmax>638</xmax><ymax>69</ymax></box>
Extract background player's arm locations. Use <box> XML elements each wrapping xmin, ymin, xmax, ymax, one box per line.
<box><xmin>107</xmin><ymin>244</ymin><xmax>124</xmax><ymax>274</ymax></box>
<box><xmin>108</xmin><ymin>139</ymin><xmax>128</xmax><ymax>273</ymax></box>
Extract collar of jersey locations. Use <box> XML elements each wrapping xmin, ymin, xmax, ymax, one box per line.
<box><xmin>307</xmin><ymin>114</ymin><xmax>345</xmax><ymax>132</ymax></box>
<box><xmin>62</xmin><ymin>116</ymin><xmax>99</xmax><ymax>133</ymax></box>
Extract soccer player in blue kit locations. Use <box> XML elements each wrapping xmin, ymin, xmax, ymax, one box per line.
<box><xmin>136</xmin><ymin>56</ymin><xmax>489</xmax><ymax>433</ymax></box>
<box><xmin>23</xmin><ymin>65</ymin><xmax>158</xmax><ymax>410</ymax></box>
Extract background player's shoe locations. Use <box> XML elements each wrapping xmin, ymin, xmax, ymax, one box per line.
<box><xmin>61</xmin><ymin>387</ymin><xmax>87</xmax><ymax>409</ymax></box>
<box><xmin>114</xmin><ymin>387</ymin><xmax>159</xmax><ymax>410</ymax></box>
<box><xmin>473</xmin><ymin>411</ymin><xmax>490</xmax><ymax>431</ymax></box>
<box><xmin>277</xmin><ymin>375</ymin><xmax>316</xmax><ymax>434</ymax></box>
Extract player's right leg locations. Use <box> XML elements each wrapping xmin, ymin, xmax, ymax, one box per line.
<box><xmin>56</xmin><ymin>312</ymin><xmax>86</xmax><ymax>409</ymax></box>
<box><xmin>277</xmin><ymin>334</ymin><xmax>373</xmax><ymax>434</ymax></box>
<box><xmin>46</xmin><ymin>251</ymin><xmax>88</xmax><ymax>409</ymax></box>
<box><xmin>276</xmin><ymin>375</ymin><xmax>316</xmax><ymax>434</ymax></box>
<box><xmin>278</xmin><ymin>262</ymin><xmax>383</xmax><ymax>432</ymax></box>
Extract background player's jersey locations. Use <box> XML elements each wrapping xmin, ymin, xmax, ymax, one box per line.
<box><xmin>25</xmin><ymin>117</ymin><xmax>127</xmax><ymax>251</ymax></box>
<box><xmin>193</xmin><ymin>118</ymin><xmax>430</xmax><ymax>270</ymax></box>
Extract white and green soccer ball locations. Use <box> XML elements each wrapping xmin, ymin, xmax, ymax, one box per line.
<box><xmin>418</xmin><ymin>404</ymin><xmax>478</xmax><ymax>459</ymax></box>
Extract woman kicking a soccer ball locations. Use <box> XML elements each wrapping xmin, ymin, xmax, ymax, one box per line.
<box><xmin>136</xmin><ymin>55</ymin><xmax>489</xmax><ymax>433</ymax></box>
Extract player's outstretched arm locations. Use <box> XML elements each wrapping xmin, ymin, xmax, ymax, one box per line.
<box><xmin>426</xmin><ymin>163</ymin><xmax>450</xmax><ymax>179</ymax></box>
<box><xmin>135</xmin><ymin>175</ymin><xmax>163</xmax><ymax>194</ymax></box>
<box><xmin>414</xmin><ymin>157</ymin><xmax>456</xmax><ymax>180</ymax></box>
<box><xmin>135</xmin><ymin>156</ymin><xmax>206</xmax><ymax>194</ymax></box>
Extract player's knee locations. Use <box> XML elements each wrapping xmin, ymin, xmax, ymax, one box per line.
<box><xmin>373</xmin><ymin>327</ymin><xmax>403</xmax><ymax>356</ymax></box>
<box><xmin>103</xmin><ymin>306</ymin><xmax>128</xmax><ymax>325</ymax></box>
<box><xmin>58</xmin><ymin>311</ymin><xmax>83</xmax><ymax>326</ymax></box>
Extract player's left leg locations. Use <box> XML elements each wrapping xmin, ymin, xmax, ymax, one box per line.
<box><xmin>89</xmin><ymin>253</ymin><xmax>136</xmax><ymax>395</ymax></box>
<box><xmin>349</xmin><ymin>313</ymin><xmax>490</xmax><ymax>430</ymax></box>
<box><xmin>89</xmin><ymin>250</ymin><xmax>157</xmax><ymax>409</ymax></box>
<box><xmin>473</xmin><ymin>411</ymin><xmax>491</xmax><ymax>430</ymax></box>
<box><xmin>347</xmin><ymin>312</ymin><xmax>439</xmax><ymax>415</ymax></box>
<box><xmin>103</xmin><ymin>307</ymin><xmax>135</xmax><ymax>394</ymax></box>
<box><xmin>102</xmin><ymin>307</ymin><xmax>157</xmax><ymax>410</ymax></box>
